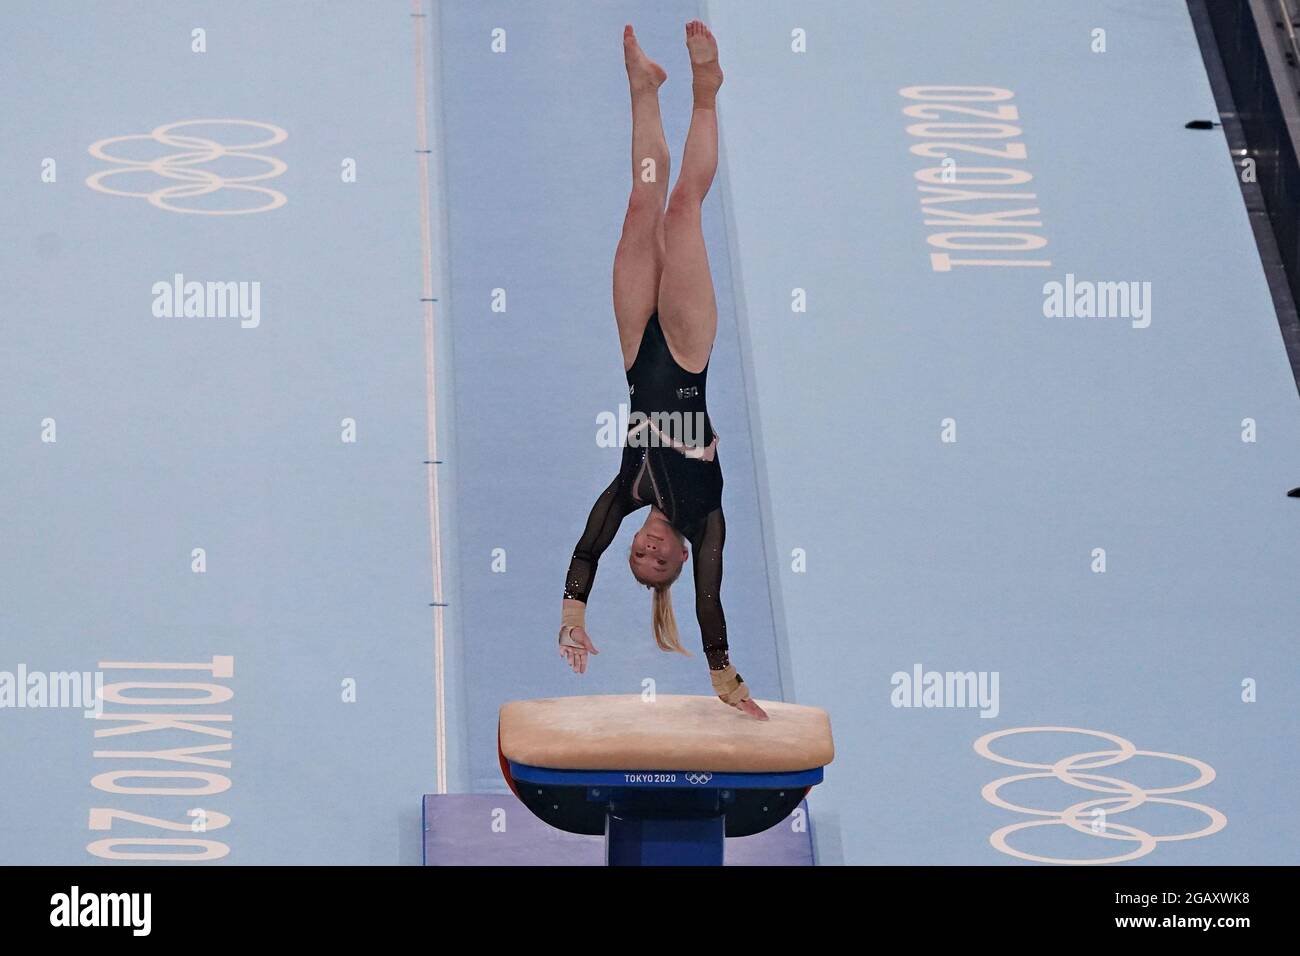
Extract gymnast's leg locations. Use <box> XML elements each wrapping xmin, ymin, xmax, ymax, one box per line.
<box><xmin>613</xmin><ymin>25</ymin><xmax>669</xmax><ymax>370</ymax></box>
<box><xmin>657</xmin><ymin>20</ymin><xmax>722</xmax><ymax>373</ymax></box>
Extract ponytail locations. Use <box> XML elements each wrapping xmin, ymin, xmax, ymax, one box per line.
<box><xmin>651</xmin><ymin>585</ymin><xmax>689</xmax><ymax>656</ymax></box>
<box><xmin>628</xmin><ymin>543</ymin><xmax>689</xmax><ymax>656</ymax></box>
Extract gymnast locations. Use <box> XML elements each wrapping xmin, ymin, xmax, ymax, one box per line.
<box><xmin>559</xmin><ymin>22</ymin><xmax>768</xmax><ymax>720</ymax></box>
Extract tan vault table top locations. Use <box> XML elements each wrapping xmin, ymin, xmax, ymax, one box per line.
<box><xmin>499</xmin><ymin>694</ymin><xmax>834</xmax><ymax>773</ymax></box>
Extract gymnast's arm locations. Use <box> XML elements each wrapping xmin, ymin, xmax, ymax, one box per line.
<box><xmin>687</xmin><ymin>509</ymin><xmax>746</xmax><ymax>694</ymax></box>
<box><xmin>560</xmin><ymin>472</ymin><xmax>633</xmax><ymax>640</ymax></box>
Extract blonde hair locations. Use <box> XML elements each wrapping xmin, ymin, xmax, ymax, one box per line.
<box><xmin>629</xmin><ymin>547</ymin><xmax>690</xmax><ymax>657</ymax></box>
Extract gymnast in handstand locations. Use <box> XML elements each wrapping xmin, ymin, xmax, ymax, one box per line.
<box><xmin>559</xmin><ymin>21</ymin><xmax>768</xmax><ymax>720</ymax></box>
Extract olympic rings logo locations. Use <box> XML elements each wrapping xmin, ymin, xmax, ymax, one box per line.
<box><xmin>973</xmin><ymin>726</ymin><xmax>1227</xmax><ymax>865</ymax></box>
<box><xmin>85</xmin><ymin>119</ymin><xmax>288</xmax><ymax>215</ymax></box>
<box><xmin>685</xmin><ymin>773</ymin><xmax>713</xmax><ymax>785</ymax></box>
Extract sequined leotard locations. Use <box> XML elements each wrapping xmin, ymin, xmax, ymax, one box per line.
<box><xmin>563</xmin><ymin>312</ymin><xmax>733</xmax><ymax>674</ymax></box>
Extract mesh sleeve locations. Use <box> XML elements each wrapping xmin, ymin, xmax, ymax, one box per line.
<box><xmin>688</xmin><ymin>508</ymin><xmax>732</xmax><ymax>671</ymax></box>
<box><xmin>563</xmin><ymin>473</ymin><xmax>632</xmax><ymax>604</ymax></box>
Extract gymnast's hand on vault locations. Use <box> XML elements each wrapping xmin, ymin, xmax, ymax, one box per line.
<box><xmin>560</xmin><ymin>626</ymin><xmax>599</xmax><ymax>675</ymax></box>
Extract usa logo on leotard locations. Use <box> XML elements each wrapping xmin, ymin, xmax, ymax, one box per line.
<box><xmin>974</xmin><ymin>726</ymin><xmax>1226</xmax><ymax>864</ymax></box>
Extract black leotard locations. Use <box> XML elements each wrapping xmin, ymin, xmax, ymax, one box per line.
<box><xmin>627</xmin><ymin>310</ymin><xmax>714</xmax><ymax>448</ymax></box>
<box><xmin>563</xmin><ymin>313</ymin><xmax>733</xmax><ymax>673</ymax></box>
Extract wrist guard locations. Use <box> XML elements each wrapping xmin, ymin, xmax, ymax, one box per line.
<box><xmin>710</xmin><ymin>664</ymin><xmax>750</xmax><ymax>705</ymax></box>
<box><xmin>559</xmin><ymin>602</ymin><xmax>586</xmax><ymax>649</ymax></box>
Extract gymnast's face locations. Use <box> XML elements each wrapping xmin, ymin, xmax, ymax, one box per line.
<box><xmin>629</xmin><ymin>513</ymin><xmax>688</xmax><ymax>587</ymax></box>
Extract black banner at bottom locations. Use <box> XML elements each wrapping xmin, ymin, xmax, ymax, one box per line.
<box><xmin>0</xmin><ymin>864</ymin><xmax>1279</xmax><ymax>940</ymax></box>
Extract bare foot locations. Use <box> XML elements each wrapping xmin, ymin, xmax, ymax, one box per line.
<box><xmin>624</xmin><ymin>25</ymin><xmax>666</xmax><ymax>92</ymax></box>
<box><xmin>735</xmin><ymin>698</ymin><xmax>769</xmax><ymax>720</ymax></box>
<box><xmin>685</xmin><ymin>19</ymin><xmax>722</xmax><ymax>104</ymax></box>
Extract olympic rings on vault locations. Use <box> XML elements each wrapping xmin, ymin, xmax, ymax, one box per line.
<box><xmin>973</xmin><ymin>726</ymin><xmax>1226</xmax><ymax>865</ymax></box>
<box><xmin>85</xmin><ymin>119</ymin><xmax>287</xmax><ymax>215</ymax></box>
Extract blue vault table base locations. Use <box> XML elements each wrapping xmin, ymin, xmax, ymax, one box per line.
<box><xmin>502</xmin><ymin>760</ymin><xmax>822</xmax><ymax>865</ymax></box>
